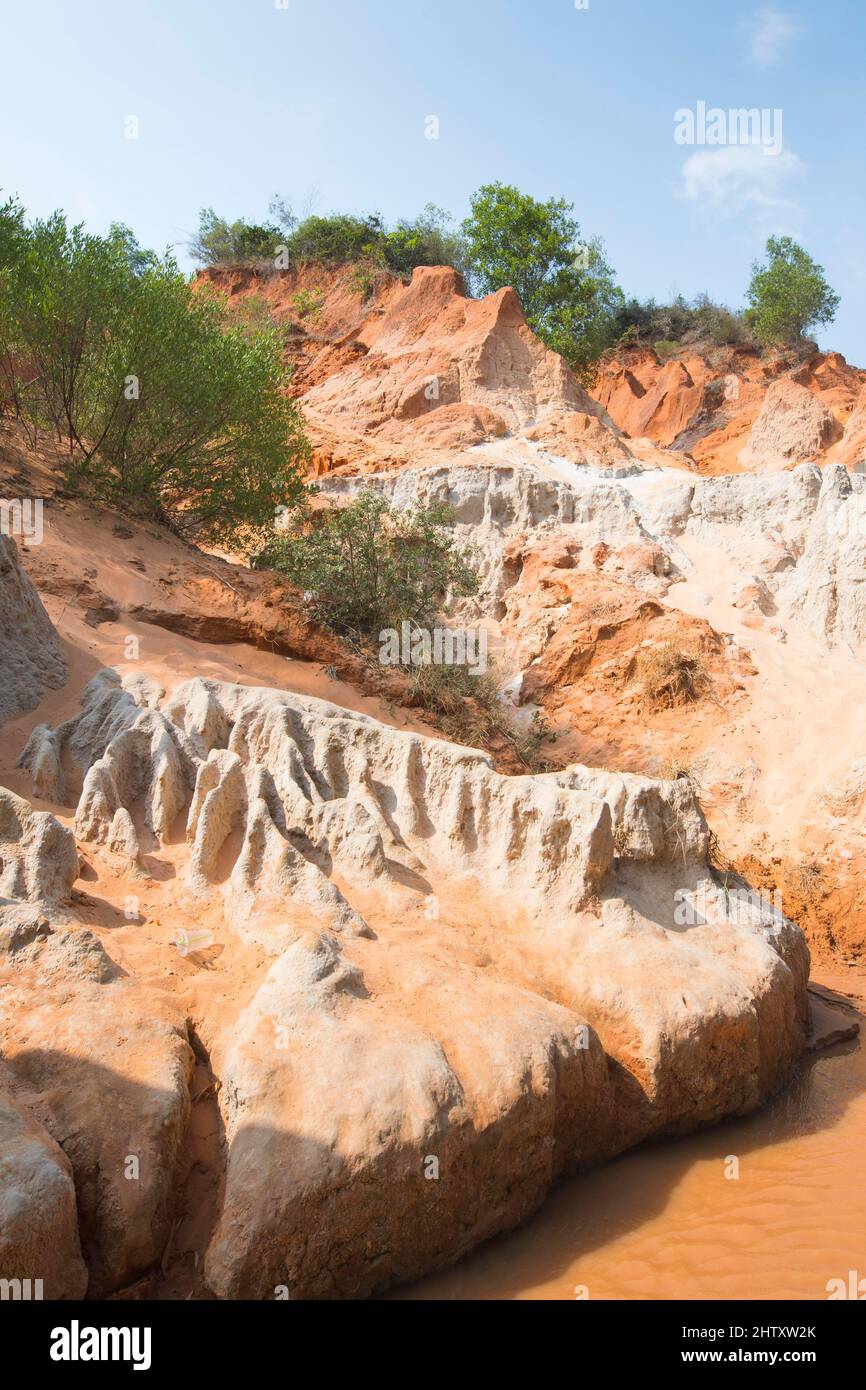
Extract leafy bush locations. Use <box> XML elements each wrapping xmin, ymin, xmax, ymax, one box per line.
<box><xmin>291</xmin><ymin>289</ymin><xmax>324</xmax><ymax>322</ymax></box>
<box><xmin>381</xmin><ymin>205</ymin><xmax>469</xmax><ymax>278</ymax></box>
<box><xmin>190</xmin><ymin>208</ymin><xmax>284</xmax><ymax>267</ymax></box>
<box><xmin>286</xmin><ymin>212</ymin><xmax>385</xmax><ymax>266</ymax></box>
<box><xmin>0</xmin><ymin>194</ymin><xmax>30</xmax><ymax>410</ymax></box>
<box><xmin>746</xmin><ymin>236</ymin><xmax>840</xmax><ymax>347</ymax></box>
<box><xmin>690</xmin><ymin>294</ymin><xmax>750</xmax><ymax>347</ymax></box>
<box><xmin>1</xmin><ymin>209</ymin><xmax>309</xmax><ymax>548</ymax></box>
<box><xmin>0</xmin><ymin>192</ymin><xmax>26</xmax><ymax>269</ymax></box>
<box><xmin>348</xmin><ymin>259</ymin><xmax>381</xmax><ymax>301</ymax></box>
<box><xmin>258</xmin><ymin>488</ymin><xmax>555</xmax><ymax>770</ymax></box>
<box><xmin>220</xmin><ymin>292</ymin><xmax>275</xmax><ymax>339</ymax></box>
<box><xmin>653</xmin><ymin>339</ymin><xmax>683</xmax><ymax>362</ymax></box>
<box><xmin>611</xmin><ymin>293</ymin><xmax>752</xmax><ymax>352</ymax></box>
<box><xmin>256</xmin><ymin>491</ymin><xmax>478</xmax><ymax>639</ymax></box>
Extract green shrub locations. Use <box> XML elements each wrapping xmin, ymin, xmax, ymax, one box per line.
<box><xmin>653</xmin><ymin>339</ymin><xmax>682</xmax><ymax>362</ymax></box>
<box><xmin>191</xmin><ymin>199</ymin><xmax>471</xmax><ymax>282</ymax></box>
<box><xmin>1</xmin><ymin>210</ymin><xmax>309</xmax><ymax>548</ymax></box>
<box><xmin>291</xmin><ymin>289</ymin><xmax>324</xmax><ymax>322</ymax></box>
<box><xmin>190</xmin><ymin>208</ymin><xmax>283</xmax><ymax>267</ymax></box>
<box><xmin>0</xmin><ymin>192</ymin><xmax>27</xmax><ymax>269</ymax></box>
<box><xmin>348</xmin><ymin>259</ymin><xmax>380</xmax><ymax>301</ymax></box>
<box><xmin>381</xmin><ymin>205</ymin><xmax>469</xmax><ymax>278</ymax></box>
<box><xmin>286</xmin><ymin>212</ymin><xmax>385</xmax><ymax>266</ymax></box>
<box><xmin>222</xmin><ymin>292</ymin><xmax>275</xmax><ymax>339</ymax></box>
<box><xmin>256</xmin><ymin>490</ymin><xmax>478</xmax><ymax>639</ymax></box>
<box><xmin>611</xmin><ymin>293</ymin><xmax>752</xmax><ymax>353</ymax></box>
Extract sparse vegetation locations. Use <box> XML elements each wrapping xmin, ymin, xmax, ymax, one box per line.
<box><xmin>639</xmin><ymin>643</ymin><xmax>709</xmax><ymax>709</ymax></box>
<box><xmin>660</xmin><ymin>757</ymin><xmax>701</xmax><ymax>789</ymax></box>
<box><xmin>405</xmin><ymin>660</ymin><xmax>555</xmax><ymax>772</ymax></box>
<box><xmin>588</xmin><ymin>599</ymin><xmax>617</xmax><ymax>620</ymax></box>
<box><xmin>291</xmin><ymin>289</ymin><xmax>325</xmax><ymax>322</ymax></box>
<box><xmin>348</xmin><ymin>259</ymin><xmax>380</xmax><ymax>301</ymax></box>
<box><xmin>190</xmin><ymin>200</ymin><xmax>469</xmax><ymax>283</ymax></box>
<box><xmin>258</xmin><ymin>490</ymin><xmax>554</xmax><ymax>769</ymax></box>
<box><xmin>795</xmin><ymin>858</ymin><xmax>824</xmax><ymax>900</ymax></box>
<box><xmin>611</xmin><ymin>292</ymin><xmax>753</xmax><ymax>354</ymax></box>
<box><xmin>189</xmin><ymin>193</ymin><xmax>841</xmax><ymax>376</ymax></box>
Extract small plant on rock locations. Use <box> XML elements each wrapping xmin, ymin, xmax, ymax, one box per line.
<box><xmin>639</xmin><ymin>642</ymin><xmax>709</xmax><ymax>709</ymax></box>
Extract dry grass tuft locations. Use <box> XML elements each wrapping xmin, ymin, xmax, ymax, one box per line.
<box><xmin>639</xmin><ymin>642</ymin><xmax>709</xmax><ymax>709</ymax></box>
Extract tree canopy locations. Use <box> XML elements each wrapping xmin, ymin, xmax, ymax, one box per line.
<box><xmin>746</xmin><ymin>236</ymin><xmax>840</xmax><ymax>347</ymax></box>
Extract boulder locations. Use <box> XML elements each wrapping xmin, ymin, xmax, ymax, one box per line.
<box><xmin>0</xmin><ymin>1076</ymin><xmax>88</xmax><ymax>1299</ymax></box>
<box><xmin>0</xmin><ymin>910</ymin><xmax>194</xmax><ymax>1296</ymax></box>
<box><xmin>0</xmin><ymin>786</ymin><xmax>79</xmax><ymax>903</ymax></box>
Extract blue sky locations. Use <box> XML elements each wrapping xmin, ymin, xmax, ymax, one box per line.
<box><xmin>3</xmin><ymin>0</ymin><xmax>865</xmax><ymax>359</ymax></box>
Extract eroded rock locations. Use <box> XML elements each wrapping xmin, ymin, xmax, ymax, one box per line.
<box><xmin>0</xmin><ymin>533</ymin><xmax>67</xmax><ymax>724</ymax></box>
<box><xmin>17</xmin><ymin>673</ymin><xmax>810</xmax><ymax>1299</ymax></box>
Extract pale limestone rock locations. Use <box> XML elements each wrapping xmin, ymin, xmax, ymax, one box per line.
<box><xmin>0</xmin><ymin>786</ymin><xmax>79</xmax><ymax>903</ymax></box>
<box><xmin>0</xmin><ymin>911</ymin><xmax>193</xmax><ymax>1296</ymax></box>
<box><xmin>16</xmin><ymin>723</ymin><xmax>65</xmax><ymax>802</ymax></box>
<box><xmin>205</xmin><ymin>928</ymin><xmax>613</xmax><ymax>1300</ymax></box>
<box><xmin>107</xmin><ymin>807</ymin><xmax>141</xmax><ymax>865</ymax></box>
<box><xmin>27</xmin><ymin>673</ymin><xmax>810</xmax><ymax>1298</ymax></box>
<box><xmin>0</xmin><ymin>533</ymin><xmax>67</xmax><ymax>724</ymax></box>
<box><xmin>0</xmin><ymin>1077</ymin><xmax>88</xmax><ymax>1299</ymax></box>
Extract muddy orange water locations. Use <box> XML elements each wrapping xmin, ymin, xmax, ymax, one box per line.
<box><xmin>396</xmin><ymin>971</ymin><xmax>866</xmax><ymax>1302</ymax></box>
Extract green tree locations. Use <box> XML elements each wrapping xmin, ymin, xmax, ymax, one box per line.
<box><xmin>256</xmin><ymin>491</ymin><xmax>478</xmax><ymax>638</ymax></box>
<box><xmin>0</xmin><ymin>192</ymin><xmax>25</xmax><ymax>270</ymax></box>
<box><xmin>1</xmin><ymin>212</ymin><xmax>139</xmax><ymax>450</ymax></box>
<box><xmin>461</xmin><ymin>182</ymin><xmax>623</xmax><ymax>376</ymax></box>
<box><xmin>107</xmin><ymin>222</ymin><xmax>160</xmax><ymax>276</ymax></box>
<box><xmin>0</xmin><ymin>194</ymin><xmax>28</xmax><ymax>412</ymax></box>
<box><xmin>746</xmin><ymin>236</ymin><xmax>840</xmax><ymax>347</ymax></box>
<box><xmin>285</xmin><ymin>212</ymin><xmax>386</xmax><ymax>265</ymax></box>
<box><xmin>1</xmin><ymin>208</ymin><xmax>309</xmax><ymax>548</ymax></box>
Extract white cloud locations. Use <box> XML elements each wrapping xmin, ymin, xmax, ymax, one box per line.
<box><xmin>746</xmin><ymin>8</ymin><xmax>801</xmax><ymax>67</ymax></box>
<box><xmin>680</xmin><ymin>144</ymin><xmax>802</xmax><ymax>208</ymax></box>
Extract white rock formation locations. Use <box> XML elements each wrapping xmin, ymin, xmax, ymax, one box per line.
<box><xmin>0</xmin><ymin>786</ymin><xmax>79</xmax><ymax>904</ymax></box>
<box><xmin>0</xmin><ymin>905</ymin><xmax>194</xmax><ymax>1296</ymax></box>
<box><xmin>321</xmin><ymin>450</ymin><xmax>866</xmax><ymax>648</ymax></box>
<box><xmin>10</xmin><ymin>671</ymin><xmax>809</xmax><ymax>1298</ymax></box>
<box><xmin>0</xmin><ymin>1071</ymin><xmax>88</xmax><ymax>1299</ymax></box>
<box><xmin>0</xmin><ymin>533</ymin><xmax>66</xmax><ymax>724</ymax></box>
